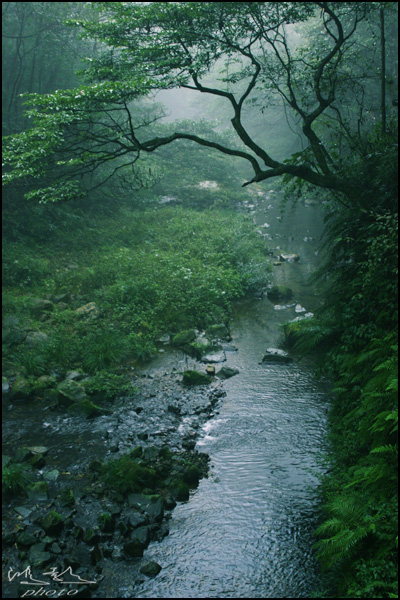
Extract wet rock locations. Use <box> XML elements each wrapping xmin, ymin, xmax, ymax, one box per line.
<box><xmin>280</xmin><ymin>253</ymin><xmax>300</xmax><ymax>262</ymax></box>
<box><xmin>262</xmin><ymin>348</ymin><xmax>293</xmax><ymax>364</ymax></box>
<box><xmin>168</xmin><ymin>481</ymin><xmax>190</xmax><ymax>501</ymax></box>
<box><xmin>123</xmin><ymin>529</ymin><xmax>148</xmax><ymax>558</ymax></box>
<box><xmin>201</xmin><ymin>350</ymin><xmax>226</xmax><ymax>364</ymax></box>
<box><xmin>182</xmin><ymin>370</ymin><xmax>212</xmax><ymax>386</ymax></box>
<box><xmin>50</xmin><ymin>542</ymin><xmax>62</xmax><ymax>554</ymax></box>
<box><xmin>2</xmin><ymin>376</ymin><xmax>10</xmax><ymax>395</ymax></box>
<box><xmin>140</xmin><ymin>560</ymin><xmax>162</xmax><ymax>578</ymax></box>
<box><xmin>168</xmin><ymin>404</ymin><xmax>181</xmax><ymax>415</ymax></box>
<box><xmin>57</xmin><ymin>379</ymin><xmax>88</xmax><ymax>406</ymax></box>
<box><xmin>17</xmin><ymin>530</ymin><xmax>38</xmax><ymax>547</ymax></box>
<box><xmin>11</xmin><ymin>376</ymin><xmax>32</xmax><ymax>400</ymax></box>
<box><xmin>83</xmin><ymin>527</ymin><xmax>101</xmax><ymax>545</ymax></box>
<box><xmin>43</xmin><ymin>469</ymin><xmax>60</xmax><ymax>482</ymax></box>
<box><xmin>42</xmin><ymin>510</ymin><xmax>64</xmax><ymax>535</ymax></box>
<box><xmin>27</xmin><ymin>481</ymin><xmax>48</xmax><ymax>502</ymax></box>
<box><xmin>28</xmin><ymin>549</ymin><xmax>52</xmax><ymax>568</ymax></box>
<box><xmin>138</xmin><ymin>432</ymin><xmax>148</xmax><ymax>441</ymax></box>
<box><xmin>172</xmin><ymin>329</ymin><xmax>197</xmax><ymax>347</ymax></box>
<box><xmin>128</xmin><ymin>494</ymin><xmax>164</xmax><ymax>522</ymax></box>
<box><xmin>205</xmin><ymin>365</ymin><xmax>216</xmax><ymax>376</ymax></box>
<box><xmin>67</xmin><ymin>399</ymin><xmax>108</xmax><ymax>418</ymax></box>
<box><xmin>29</xmin><ymin>453</ymin><xmax>46</xmax><ymax>469</ymax></box>
<box><xmin>128</xmin><ymin>511</ymin><xmax>147</xmax><ymax>529</ymax></box>
<box><xmin>216</xmin><ymin>367</ymin><xmax>239</xmax><ymax>380</ymax></box>
<box><xmin>98</xmin><ymin>513</ymin><xmax>115</xmax><ymax>533</ymax></box>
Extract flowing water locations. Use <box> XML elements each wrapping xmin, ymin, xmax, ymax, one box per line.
<box><xmin>132</xmin><ymin>191</ymin><xmax>331</xmax><ymax>598</ymax></box>
<box><xmin>3</xmin><ymin>189</ymin><xmax>330</xmax><ymax>598</ymax></box>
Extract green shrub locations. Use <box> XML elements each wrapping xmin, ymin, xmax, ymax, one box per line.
<box><xmin>2</xmin><ymin>463</ymin><xmax>32</xmax><ymax>496</ymax></box>
<box><xmin>101</xmin><ymin>455</ymin><xmax>156</xmax><ymax>495</ymax></box>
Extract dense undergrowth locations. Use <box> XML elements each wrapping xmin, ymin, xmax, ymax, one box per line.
<box><xmin>2</xmin><ymin>192</ymin><xmax>270</xmax><ymax>392</ymax></box>
<box><xmin>285</xmin><ymin>133</ymin><xmax>398</xmax><ymax>598</ymax></box>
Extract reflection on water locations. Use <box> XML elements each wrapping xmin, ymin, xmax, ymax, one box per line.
<box><xmin>134</xmin><ymin>193</ymin><xmax>330</xmax><ymax>598</ymax></box>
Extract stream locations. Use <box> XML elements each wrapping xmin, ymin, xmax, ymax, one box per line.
<box><xmin>128</xmin><ymin>191</ymin><xmax>330</xmax><ymax>598</ymax></box>
<box><xmin>3</xmin><ymin>188</ymin><xmax>330</xmax><ymax>598</ymax></box>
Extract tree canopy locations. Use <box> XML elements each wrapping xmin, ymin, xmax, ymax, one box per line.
<box><xmin>2</xmin><ymin>1</ymin><xmax>398</xmax><ymax>203</ymax></box>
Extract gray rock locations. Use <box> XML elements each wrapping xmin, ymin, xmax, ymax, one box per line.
<box><xmin>31</xmin><ymin>299</ymin><xmax>54</xmax><ymax>317</ymax></box>
<box><xmin>216</xmin><ymin>367</ymin><xmax>239</xmax><ymax>379</ymax></box>
<box><xmin>266</xmin><ymin>285</ymin><xmax>294</xmax><ymax>302</ymax></box>
<box><xmin>11</xmin><ymin>376</ymin><xmax>32</xmax><ymax>400</ymax></box>
<box><xmin>201</xmin><ymin>351</ymin><xmax>226</xmax><ymax>364</ymax></box>
<box><xmin>2</xmin><ymin>377</ymin><xmax>10</xmax><ymax>395</ymax></box>
<box><xmin>128</xmin><ymin>511</ymin><xmax>147</xmax><ymax>529</ymax></box>
<box><xmin>279</xmin><ymin>253</ymin><xmax>300</xmax><ymax>262</ymax></box>
<box><xmin>140</xmin><ymin>560</ymin><xmax>162</xmax><ymax>578</ymax></box>
<box><xmin>262</xmin><ymin>348</ymin><xmax>293</xmax><ymax>363</ymax></box>
<box><xmin>25</xmin><ymin>332</ymin><xmax>49</xmax><ymax>348</ymax></box>
<box><xmin>57</xmin><ymin>379</ymin><xmax>88</xmax><ymax>405</ymax></box>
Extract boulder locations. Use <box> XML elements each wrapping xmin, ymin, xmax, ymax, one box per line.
<box><xmin>266</xmin><ymin>285</ymin><xmax>294</xmax><ymax>302</ymax></box>
<box><xmin>11</xmin><ymin>376</ymin><xmax>32</xmax><ymax>400</ymax></box>
<box><xmin>140</xmin><ymin>561</ymin><xmax>162</xmax><ymax>578</ymax></box>
<box><xmin>205</xmin><ymin>324</ymin><xmax>231</xmax><ymax>341</ymax></box>
<box><xmin>67</xmin><ymin>399</ymin><xmax>107</xmax><ymax>418</ymax></box>
<box><xmin>2</xmin><ymin>376</ymin><xmax>10</xmax><ymax>395</ymax></box>
<box><xmin>26</xmin><ymin>481</ymin><xmax>48</xmax><ymax>502</ymax></box>
<box><xmin>42</xmin><ymin>511</ymin><xmax>64</xmax><ymax>535</ymax></box>
<box><xmin>279</xmin><ymin>253</ymin><xmax>300</xmax><ymax>262</ymax></box>
<box><xmin>24</xmin><ymin>332</ymin><xmax>49</xmax><ymax>348</ymax></box>
<box><xmin>216</xmin><ymin>367</ymin><xmax>240</xmax><ymax>380</ymax></box>
<box><xmin>172</xmin><ymin>329</ymin><xmax>197</xmax><ymax>347</ymax></box>
<box><xmin>31</xmin><ymin>299</ymin><xmax>54</xmax><ymax>317</ymax></box>
<box><xmin>262</xmin><ymin>348</ymin><xmax>293</xmax><ymax>364</ymax></box>
<box><xmin>75</xmin><ymin>302</ymin><xmax>100</xmax><ymax>319</ymax></box>
<box><xmin>57</xmin><ymin>379</ymin><xmax>88</xmax><ymax>406</ymax></box>
<box><xmin>2</xmin><ymin>319</ymin><xmax>27</xmax><ymax>346</ymax></box>
<box><xmin>201</xmin><ymin>351</ymin><xmax>226</xmax><ymax>364</ymax></box>
<box><xmin>182</xmin><ymin>370</ymin><xmax>212</xmax><ymax>386</ymax></box>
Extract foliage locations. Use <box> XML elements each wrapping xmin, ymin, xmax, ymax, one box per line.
<box><xmin>3</xmin><ymin>3</ymin><xmax>398</xmax><ymax>201</ymax></box>
<box><xmin>2</xmin><ymin>463</ymin><xmax>32</xmax><ymax>496</ymax></box>
<box><xmin>287</xmin><ymin>131</ymin><xmax>398</xmax><ymax>598</ymax></box>
<box><xmin>101</xmin><ymin>455</ymin><xmax>156</xmax><ymax>495</ymax></box>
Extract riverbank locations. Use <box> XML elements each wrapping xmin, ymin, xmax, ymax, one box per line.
<box><xmin>3</xmin><ymin>186</ymin><xmax>331</xmax><ymax>598</ymax></box>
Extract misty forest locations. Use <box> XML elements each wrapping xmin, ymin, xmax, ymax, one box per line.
<box><xmin>2</xmin><ymin>2</ymin><xmax>398</xmax><ymax>599</ymax></box>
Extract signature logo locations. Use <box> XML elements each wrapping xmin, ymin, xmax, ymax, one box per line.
<box><xmin>8</xmin><ymin>566</ymin><xmax>97</xmax><ymax>597</ymax></box>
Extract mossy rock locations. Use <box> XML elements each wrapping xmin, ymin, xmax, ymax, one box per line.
<box><xmin>205</xmin><ymin>323</ymin><xmax>230</xmax><ymax>341</ymax></box>
<box><xmin>140</xmin><ymin>560</ymin><xmax>162</xmax><ymax>578</ymax></box>
<box><xmin>67</xmin><ymin>399</ymin><xmax>106</xmax><ymax>418</ymax></box>
<box><xmin>266</xmin><ymin>285</ymin><xmax>294</xmax><ymax>302</ymax></box>
<box><xmin>26</xmin><ymin>481</ymin><xmax>48</xmax><ymax>502</ymax></box>
<box><xmin>11</xmin><ymin>376</ymin><xmax>32</xmax><ymax>400</ymax></box>
<box><xmin>172</xmin><ymin>329</ymin><xmax>197</xmax><ymax>346</ymax></box>
<box><xmin>57</xmin><ymin>379</ymin><xmax>88</xmax><ymax>405</ymax></box>
<box><xmin>182</xmin><ymin>370</ymin><xmax>212</xmax><ymax>386</ymax></box>
<box><xmin>98</xmin><ymin>513</ymin><xmax>115</xmax><ymax>533</ymax></box>
<box><xmin>168</xmin><ymin>480</ymin><xmax>190</xmax><ymax>501</ymax></box>
<box><xmin>182</xmin><ymin>464</ymin><xmax>202</xmax><ymax>486</ymax></box>
<box><xmin>42</xmin><ymin>511</ymin><xmax>63</xmax><ymax>535</ymax></box>
<box><xmin>33</xmin><ymin>375</ymin><xmax>57</xmax><ymax>393</ymax></box>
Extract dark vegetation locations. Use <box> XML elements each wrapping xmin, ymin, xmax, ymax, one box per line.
<box><xmin>2</xmin><ymin>2</ymin><xmax>398</xmax><ymax>598</ymax></box>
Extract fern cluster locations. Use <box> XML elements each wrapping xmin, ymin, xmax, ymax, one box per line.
<box><xmin>287</xmin><ymin>131</ymin><xmax>398</xmax><ymax>598</ymax></box>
